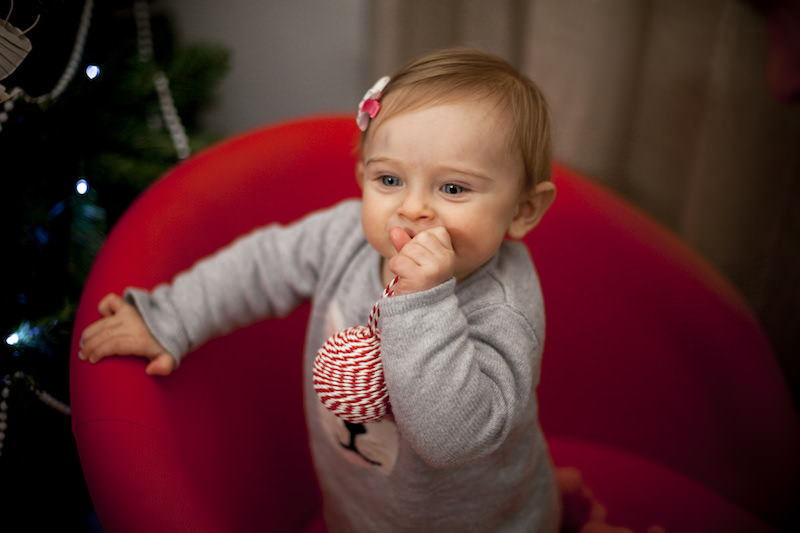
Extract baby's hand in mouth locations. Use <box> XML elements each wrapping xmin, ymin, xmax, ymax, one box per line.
<box><xmin>387</xmin><ymin>226</ymin><xmax>455</xmax><ymax>295</ymax></box>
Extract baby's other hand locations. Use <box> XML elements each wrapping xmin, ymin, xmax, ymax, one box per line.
<box><xmin>557</xmin><ymin>467</ymin><xmax>666</xmax><ymax>533</ymax></box>
<box><xmin>79</xmin><ymin>293</ymin><xmax>177</xmax><ymax>376</ymax></box>
<box><xmin>388</xmin><ymin>226</ymin><xmax>455</xmax><ymax>295</ymax></box>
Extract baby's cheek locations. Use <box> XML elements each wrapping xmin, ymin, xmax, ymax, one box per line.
<box><xmin>362</xmin><ymin>221</ymin><xmax>392</xmax><ymax>260</ymax></box>
<box><xmin>449</xmin><ymin>224</ymin><xmax>506</xmax><ymax>278</ymax></box>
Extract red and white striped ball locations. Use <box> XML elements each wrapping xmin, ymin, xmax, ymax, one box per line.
<box><xmin>313</xmin><ymin>324</ymin><xmax>391</xmax><ymax>424</ymax></box>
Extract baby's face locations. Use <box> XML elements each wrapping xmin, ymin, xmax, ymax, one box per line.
<box><xmin>358</xmin><ymin>99</ymin><xmax>527</xmax><ymax>283</ymax></box>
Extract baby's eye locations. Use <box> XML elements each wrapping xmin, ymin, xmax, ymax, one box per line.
<box><xmin>380</xmin><ymin>175</ymin><xmax>402</xmax><ymax>187</ymax></box>
<box><xmin>441</xmin><ymin>183</ymin><xmax>465</xmax><ymax>195</ymax></box>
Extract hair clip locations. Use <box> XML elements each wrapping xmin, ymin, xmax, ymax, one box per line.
<box><xmin>357</xmin><ymin>75</ymin><xmax>390</xmax><ymax>132</ymax></box>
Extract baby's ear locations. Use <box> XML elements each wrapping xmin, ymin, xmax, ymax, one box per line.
<box><xmin>507</xmin><ymin>181</ymin><xmax>556</xmax><ymax>240</ymax></box>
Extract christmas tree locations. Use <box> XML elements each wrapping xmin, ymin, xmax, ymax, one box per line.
<box><xmin>0</xmin><ymin>0</ymin><xmax>228</xmax><ymax>529</ymax></box>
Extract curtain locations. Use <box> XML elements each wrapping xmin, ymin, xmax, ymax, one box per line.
<box><xmin>366</xmin><ymin>0</ymin><xmax>800</xmax><ymax>406</ymax></box>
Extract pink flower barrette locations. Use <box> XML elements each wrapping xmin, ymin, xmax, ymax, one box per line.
<box><xmin>356</xmin><ymin>75</ymin><xmax>390</xmax><ymax>132</ymax></box>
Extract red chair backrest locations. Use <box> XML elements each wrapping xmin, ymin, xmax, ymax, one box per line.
<box><xmin>70</xmin><ymin>115</ymin><xmax>799</xmax><ymax>531</ymax></box>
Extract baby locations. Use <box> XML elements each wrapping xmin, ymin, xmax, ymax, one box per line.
<box><xmin>80</xmin><ymin>47</ymin><xmax>560</xmax><ymax>532</ymax></box>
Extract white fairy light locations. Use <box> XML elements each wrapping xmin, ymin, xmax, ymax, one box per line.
<box><xmin>85</xmin><ymin>64</ymin><xmax>100</xmax><ymax>80</ymax></box>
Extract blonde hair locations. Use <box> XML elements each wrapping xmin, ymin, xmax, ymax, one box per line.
<box><xmin>361</xmin><ymin>48</ymin><xmax>552</xmax><ymax>190</ymax></box>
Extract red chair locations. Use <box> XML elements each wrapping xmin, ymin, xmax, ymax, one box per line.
<box><xmin>70</xmin><ymin>115</ymin><xmax>800</xmax><ymax>532</ymax></box>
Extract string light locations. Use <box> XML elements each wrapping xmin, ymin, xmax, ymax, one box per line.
<box><xmin>134</xmin><ymin>0</ymin><xmax>190</xmax><ymax>159</ymax></box>
<box><xmin>0</xmin><ymin>0</ymin><xmax>92</xmax><ymax>132</ymax></box>
<box><xmin>4</xmin><ymin>0</ymin><xmax>190</xmax><ymax>161</ymax></box>
<box><xmin>1</xmin><ymin>372</ymin><xmax>72</xmax><ymax>459</ymax></box>
<box><xmin>75</xmin><ymin>178</ymin><xmax>89</xmax><ymax>195</ymax></box>
<box><xmin>25</xmin><ymin>0</ymin><xmax>94</xmax><ymax>105</ymax></box>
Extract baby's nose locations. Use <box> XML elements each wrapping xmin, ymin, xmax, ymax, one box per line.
<box><xmin>398</xmin><ymin>192</ymin><xmax>434</xmax><ymax>220</ymax></box>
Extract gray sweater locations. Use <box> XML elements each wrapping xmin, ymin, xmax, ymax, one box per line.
<box><xmin>127</xmin><ymin>199</ymin><xmax>559</xmax><ymax>532</ymax></box>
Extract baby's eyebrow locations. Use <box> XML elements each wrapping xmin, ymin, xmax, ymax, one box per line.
<box><xmin>364</xmin><ymin>156</ymin><xmax>399</xmax><ymax>166</ymax></box>
<box><xmin>439</xmin><ymin>165</ymin><xmax>493</xmax><ymax>182</ymax></box>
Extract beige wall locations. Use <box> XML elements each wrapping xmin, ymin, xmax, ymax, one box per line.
<box><xmin>162</xmin><ymin>0</ymin><xmax>369</xmax><ymax>135</ymax></box>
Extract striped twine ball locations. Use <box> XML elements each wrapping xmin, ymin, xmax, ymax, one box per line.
<box><xmin>313</xmin><ymin>278</ymin><xmax>396</xmax><ymax>424</ymax></box>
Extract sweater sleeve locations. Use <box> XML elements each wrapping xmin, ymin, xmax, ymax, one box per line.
<box><xmin>378</xmin><ymin>277</ymin><xmax>541</xmax><ymax>469</ymax></box>
<box><xmin>125</xmin><ymin>200</ymin><xmax>362</xmax><ymax>364</ymax></box>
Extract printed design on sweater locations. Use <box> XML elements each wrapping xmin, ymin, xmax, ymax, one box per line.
<box><xmin>318</xmin><ymin>301</ymin><xmax>399</xmax><ymax>476</ymax></box>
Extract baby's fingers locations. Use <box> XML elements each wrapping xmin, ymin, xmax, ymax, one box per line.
<box><xmin>419</xmin><ymin>226</ymin><xmax>454</xmax><ymax>251</ymax></box>
<box><xmin>98</xmin><ymin>293</ymin><xmax>125</xmax><ymax>317</ymax></box>
<box><xmin>81</xmin><ymin>311</ymin><xmax>123</xmax><ymax>344</ymax></box>
<box><xmin>390</xmin><ymin>227</ymin><xmax>412</xmax><ymax>253</ymax></box>
<box><xmin>79</xmin><ymin>326</ymin><xmax>136</xmax><ymax>363</ymax></box>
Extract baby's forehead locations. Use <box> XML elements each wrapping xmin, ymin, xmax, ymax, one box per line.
<box><xmin>366</xmin><ymin>93</ymin><xmax>516</xmax><ymax>152</ymax></box>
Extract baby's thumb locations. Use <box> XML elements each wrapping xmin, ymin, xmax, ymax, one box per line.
<box><xmin>145</xmin><ymin>353</ymin><xmax>177</xmax><ymax>376</ymax></box>
<box><xmin>390</xmin><ymin>227</ymin><xmax>412</xmax><ymax>253</ymax></box>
